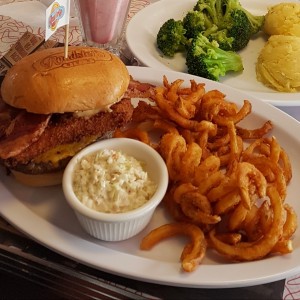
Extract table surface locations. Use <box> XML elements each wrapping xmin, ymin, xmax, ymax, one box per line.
<box><xmin>0</xmin><ymin>1</ymin><xmax>299</xmax><ymax>299</ymax></box>
<box><xmin>0</xmin><ymin>218</ymin><xmax>286</xmax><ymax>300</ymax></box>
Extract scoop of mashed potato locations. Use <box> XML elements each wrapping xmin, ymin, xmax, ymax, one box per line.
<box><xmin>264</xmin><ymin>3</ymin><xmax>300</xmax><ymax>36</ymax></box>
<box><xmin>256</xmin><ymin>35</ymin><xmax>300</xmax><ymax>92</ymax></box>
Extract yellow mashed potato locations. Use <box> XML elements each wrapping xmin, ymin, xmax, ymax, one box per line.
<box><xmin>264</xmin><ymin>3</ymin><xmax>300</xmax><ymax>37</ymax></box>
<box><xmin>256</xmin><ymin>35</ymin><xmax>300</xmax><ymax>92</ymax></box>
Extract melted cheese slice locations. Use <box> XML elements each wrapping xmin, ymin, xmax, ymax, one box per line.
<box><xmin>34</xmin><ymin>136</ymin><xmax>98</xmax><ymax>167</ymax></box>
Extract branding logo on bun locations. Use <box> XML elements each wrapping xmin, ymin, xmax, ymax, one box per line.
<box><xmin>33</xmin><ymin>48</ymin><xmax>113</xmax><ymax>72</ymax></box>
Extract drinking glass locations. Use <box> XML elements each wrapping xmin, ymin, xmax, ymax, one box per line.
<box><xmin>74</xmin><ymin>0</ymin><xmax>132</xmax><ymax>55</ymax></box>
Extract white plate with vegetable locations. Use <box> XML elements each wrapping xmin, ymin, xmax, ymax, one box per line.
<box><xmin>126</xmin><ymin>0</ymin><xmax>300</xmax><ymax>106</ymax></box>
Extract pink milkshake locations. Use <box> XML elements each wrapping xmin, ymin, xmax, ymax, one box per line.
<box><xmin>76</xmin><ymin>0</ymin><xmax>131</xmax><ymax>48</ymax></box>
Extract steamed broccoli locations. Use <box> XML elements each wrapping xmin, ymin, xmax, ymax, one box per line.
<box><xmin>156</xmin><ymin>18</ymin><xmax>187</xmax><ymax>57</ymax></box>
<box><xmin>218</xmin><ymin>9</ymin><xmax>254</xmax><ymax>51</ymax></box>
<box><xmin>220</xmin><ymin>0</ymin><xmax>264</xmax><ymax>35</ymax></box>
<box><xmin>193</xmin><ymin>0</ymin><xmax>223</xmax><ymax>24</ymax></box>
<box><xmin>186</xmin><ymin>33</ymin><xmax>243</xmax><ymax>81</ymax></box>
<box><xmin>238</xmin><ymin>5</ymin><xmax>265</xmax><ymax>35</ymax></box>
<box><xmin>183</xmin><ymin>10</ymin><xmax>213</xmax><ymax>39</ymax></box>
<box><xmin>191</xmin><ymin>0</ymin><xmax>264</xmax><ymax>51</ymax></box>
<box><xmin>206</xmin><ymin>28</ymin><xmax>234</xmax><ymax>51</ymax></box>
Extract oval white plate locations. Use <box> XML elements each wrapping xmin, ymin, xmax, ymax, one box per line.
<box><xmin>126</xmin><ymin>0</ymin><xmax>300</xmax><ymax>106</ymax></box>
<box><xmin>1</xmin><ymin>66</ymin><xmax>300</xmax><ymax>288</ymax></box>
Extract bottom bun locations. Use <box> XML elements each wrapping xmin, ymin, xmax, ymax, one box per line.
<box><xmin>11</xmin><ymin>170</ymin><xmax>63</xmax><ymax>187</ymax></box>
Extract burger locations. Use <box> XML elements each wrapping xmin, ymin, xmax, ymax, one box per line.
<box><xmin>0</xmin><ymin>46</ymin><xmax>133</xmax><ymax>186</ymax></box>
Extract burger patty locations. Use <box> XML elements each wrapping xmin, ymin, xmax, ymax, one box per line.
<box><xmin>3</xmin><ymin>98</ymin><xmax>134</xmax><ymax>173</ymax></box>
<box><xmin>11</xmin><ymin>157</ymin><xmax>74</xmax><ymax>175</ymax></box>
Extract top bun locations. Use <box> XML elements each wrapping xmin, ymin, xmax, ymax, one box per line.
<box><xmin>1</xmin><ymin>46</ymin><xmax>130</xmax><ymax>114</ymax></box>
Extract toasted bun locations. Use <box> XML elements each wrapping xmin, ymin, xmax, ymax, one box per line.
<box><xmin>11</xmin><ymin>170</ymin><xmax>63</xmax><ymax>187</ymax></box>
<box><xmin>1</xmin><ymin>46</ymin><xmax>130</xmax><ymax>114</ymax></box>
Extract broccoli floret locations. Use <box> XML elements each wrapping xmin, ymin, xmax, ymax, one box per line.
<box><xmin>183</xmin><ymin>10</ymin><xmax>213</xmax><ymax>39</ymax></box>
<box><xmin>239</xmin><ymin>6</ymin><xmax>264</xmax><ymax>35</ymax></box>
<box><xmin>221</xmin><ymin>0</ymin><xmax>264</xmax><ymax>35</ymax></box>
<box><xmin>191</xmin><ymin>0</ymin><xmax>264</xmax><ymax>51</ymax></box>
<box><xmin>206</xmin><ymin>28</ymin><xmax>234</xmax><ymax>51</ymax></box>
<box><xmin>186</xmin><ymin>33</ymin><xmax>243</xmax><ymax>81</ymax></box>
<box><xmin>201</xmin><ymin>24</ymin><xmax>235</xmax><ymax>50</ymax></box>
<box><xmin>220</xmin><ymin>9</ymin><xmax>253</xmax><ymax>51</ymax></box>
<box><xmin>193</xmin><ymin>0</ymin><xmax>223</xmax><ymax>24</ymax></box>
<box><xmin>156</xmin><ymin>19</ymin><xmax>187</xmax><ymax>57</ymax></box>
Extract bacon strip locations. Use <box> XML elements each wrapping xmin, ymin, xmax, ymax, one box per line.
<box><xmin>124</xmin><ymin>77</ymin><xmax>156</xmax><ymax>99</ymax></box>
<box><xmin>0</xmin><ymin>112</ymin><xmax>51</xmax><ymax>159</ymax></box>
<box><xmin>0</xmin><ymin>99</ymin><xmax>19</xmax><ymax>139</ymax></box>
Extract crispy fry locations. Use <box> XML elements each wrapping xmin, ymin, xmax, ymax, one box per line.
<box><xmin>206</xmin><ymin>176</ymin><xmax>237</xmax><ymax>203</ymax></box>
<box><xmin>227</xmin><ymin>121</ymin><xmax>242</xmax><ymax>163</ymax></box>
<box><xmin>282</xmin><ymin>204</ymin><xmax>298</xmax><ymax>239</ymax></box>
<box><xmin>197</xmin><ymin>170</ymin><xmax>226</xmax><ymax>195</ymax></box>
<box><xmin>213</xmin><ymin>190</ymin><xmax>241</xmax><ymax>215</ymax></box>
<box><xmin>214</xmin><ymin>233</ymin><xmax>242</xmax><ymax>245</ymax></box>
<box><xmin>114</xmin><ymin>75</ymin><xmax>296</xmax><ymax>272</ymax></box>
<box><xmin>271</xmin><ymin>239</ymin><xmax>293</xmax><ymax>254</ymax></box>
<box><xmin>155</xmin><ymin>89</ymin><xmax>217</xmax><ymax>132</ymax></box>
<box><xmin>207</xmin><ymin>133</ymin><xmax>231</xmax><ymax>151</ymax></box>
<box><xmin>212</xmin><ymin>100</ymin><xmax>252</xmax><ymax>126</ymax></box>
<box><xmin>236</xmin><ymin>120</ymin><xmax>273</xmax><ymax>139</ymax></box>
<box><xmin>237</xmin><ymin>162</ymin><xmax>267</xmax><ymax>210</ymax></box>
<box><xmin>279</xmin><ymin>147</ymin><xmax>293</xmax><ymax>184</ymax></box>
<box><xmin>181</xmin><ymin>143</ymin><xmax>203</xmax><ymax>180</ymax></box>
<box><xmin>271</xmin><ymin>204</ymin><xmax>297</xmax><ymax>254</ymax></box>
<box><xmin>175</xmin><ymin>96</ymin><xmax>197</xmax><ymax>119</ymax></box>
<box><xmin>140</xmin><ymin>222</ymin><xmax>207</xmax><ymax>272</ymax></box>
<box><xmin>242</xmin><ymin>136</ymin><xmax>289</xmax><ymax>183</ymax></box>
<box><xmin>132</xmin><ymin>100</ymin><xmax>162</xmax><ymax>123</ymax></box>
<box><xmin>180</xmin><ymin>199</ymin><xmax>221</xmax><ymax>225</ymax></box>
<box><xmin>159</xmin><ymin>133</ymin><xmax>186</xmax><ymax>181</ymax></box>
<box><xmin>173</xmin><ymin>183</ymin><xmax>198</xmax><ymax>204</ymax></box>
<box><xmin>193</xmin><ymin>155</ymin><xmax>221</xmax><ymax>185</ymax></box>
<box><xmin>182</xmin><ymin>191</ymin><xmax>212</xmax><ymax>214</ymax></box>
<box><xmin>173</xmin><ymin>183</ymin><xmax>221</xmax><ymax>225</ymax></box>
<box><xmin>113</xmin><ymin>128</ymin><xmax>151</xmax><ymax>145</ymax></box>
<box><xmin>241</xmin><ymin>203</ymin><xmax>262</xmax><ymax>241</ymax></box>
<box><xmin>164</xmin><ymin>189</ymin><xmax>191</xmax><ymax>223</ymax></box>
<box><xmin>257</xmin><ymin>201</ymin><xmax>273</xmax><ymax>237</ymax></box>
<box><xmin>153</xmin><ymin>119</ymin><xmax>179</xmax><ymax>135</ymax></box>
<box><xmin>198</xmin><ymin>90</ymin><xmax>237</xmax><ymax>121</ymax></box>
<box><xmin>209</xmin><ymin>186</ymin><xmax>285</xmax><ymax>261</ymax></box>
<box><xmin>179</xmin><ymin>192</ymin><xmax>221</xmax><ymax>225</ymax></box>
<box><xmin>243</xmin><ymin>156</ymin><xmax>287</xmax><ymax>201</ymax></box>
<box><xmin>228</xmin><ymin>202</ymin><xmax>249</xmax><ymax>231</ymax></box>
<box><xmin>166</xmin><ymin>79</ymin><xmax>184</xmax><ymax>102</ymax></box>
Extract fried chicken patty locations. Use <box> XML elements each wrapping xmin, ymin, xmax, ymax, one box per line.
<box><xmin>3</xmin><ymin>98</ymin><xmax>134</xmax><ymax>174</ymax></box>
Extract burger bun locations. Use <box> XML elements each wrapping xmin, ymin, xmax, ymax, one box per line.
<box><xmin>1</xmin><ymin>46</ymin><xmax>130</xmax><ymax>114</ymax></box>
<box><xmin>11</xmin><ymin>170</ymin><xmax>63</xmax><ymax>187</ymax></box>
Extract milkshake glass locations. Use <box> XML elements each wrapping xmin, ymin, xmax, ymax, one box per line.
<box><xmin>75</xmin><ymin>0</ymin><xmax>132</xmax><ymax>55</ymax></box>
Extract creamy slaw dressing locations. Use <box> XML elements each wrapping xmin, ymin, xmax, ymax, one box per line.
<box><xmin>72</xmin><ymin>149</ymin><xmax>157</xmax><ymax>213</ymax></box>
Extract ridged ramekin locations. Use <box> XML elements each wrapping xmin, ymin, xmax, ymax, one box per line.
<box><xmin>62</xmin><ymin>138</ymin><xmax>168</xmax><ymax>241</ymax></box>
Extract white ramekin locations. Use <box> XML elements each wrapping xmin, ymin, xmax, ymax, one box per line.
<box><xmin>62</xmin><ymin>138</ymin><xmax>169</xmax><ymax>241</ymax></box>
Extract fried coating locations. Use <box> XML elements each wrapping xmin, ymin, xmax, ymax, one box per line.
<box><xmin>6</xmin><ymin>98</ymin><xmax>133</xmax><ymax>167</ymax></box>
